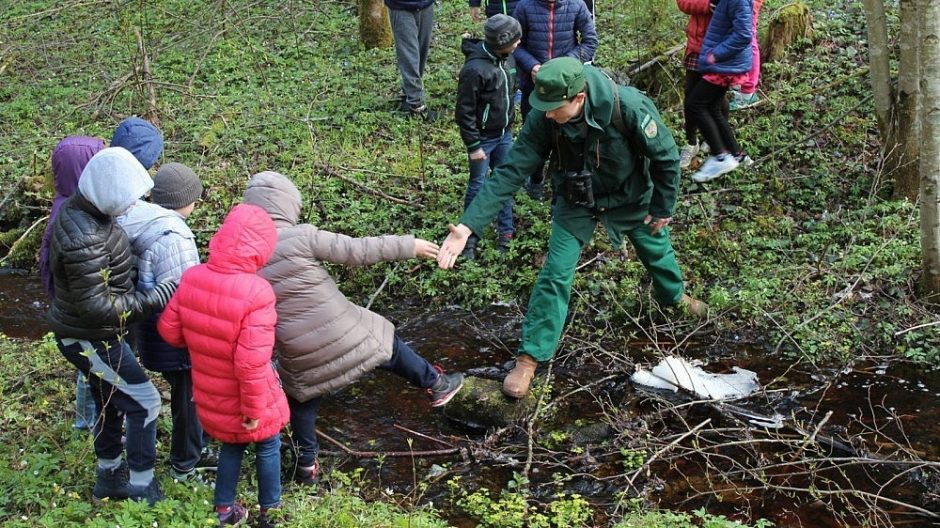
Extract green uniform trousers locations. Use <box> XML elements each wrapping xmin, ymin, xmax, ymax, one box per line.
<box><xmin>518</xmin><ymin>220</ymin><xmax>685</xmax><ymax>363</ymax></box>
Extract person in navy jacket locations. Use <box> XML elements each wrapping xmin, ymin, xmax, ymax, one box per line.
<box><xmin>512</xmin><ymin>0</ymin><xmax>597</xmax><ymax>198</ymax></box>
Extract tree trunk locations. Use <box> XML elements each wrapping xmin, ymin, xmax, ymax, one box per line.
<box><xmin>359</xmin><ymin>0</ymin><xmax>392</xmax><ymax>50</ymax></box>
<box><xmin>861</xmin><ymin>0</ymin><xmax>895</xmax><ymax>141</ymax></box>
<box><xmin>919</xmin><ymin>0</ymin><xmax>940</xmax><ymax>299</ymax></box>
<box><xmin>891</xmin><ymin>0</ymin><xmax>921</xmax><ymax>201</ymax></box>
<box><xmin>760</xmin><ymin>2</ymin><xmax>813</xmax><ymax>63</ymax></box>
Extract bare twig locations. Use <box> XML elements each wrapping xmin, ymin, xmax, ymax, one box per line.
<box><xmin>316</xmin><ymin>429</ymin><xmax>459</xmax><ymax>458</ymax></box>
<box><xmin>133</xmin><ymin>27</ymin><xmax>159</xmax><ymax>125</ymax></box>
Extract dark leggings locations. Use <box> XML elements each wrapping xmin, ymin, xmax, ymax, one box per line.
<box><xmin>684</xmin><ymin>70</ymin><xmax>730</xmax><ymax>147</ymax></box>
<box><xmin>685</xmin><ymin>75</ymin><xmax>738</xmax><ymax>155</ymax></box>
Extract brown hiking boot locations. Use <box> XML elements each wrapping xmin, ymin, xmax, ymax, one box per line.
<box><xmin>502</xmin><ymin>354</ymin><xmax>538</xmax><ymax>399</ymax></box>
<box><xmin>678</xmin><ymin>294</ymin><xmax>709</xmax><ymax>318</ymax></box>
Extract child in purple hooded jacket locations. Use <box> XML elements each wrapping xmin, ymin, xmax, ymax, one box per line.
<box><xmin>39</xmin><ymin>136</ymin><xmax>106</xmax><ymax>432</ymax></box>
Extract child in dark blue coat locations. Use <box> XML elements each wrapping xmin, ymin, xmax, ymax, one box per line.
<box><xmin>685</xmin><ymin>0</ymin><xmax>753</xmax><ymax>183</ymax></box>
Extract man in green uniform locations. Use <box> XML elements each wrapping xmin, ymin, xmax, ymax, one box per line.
<box><xmin>437</xmin><ymin>57</ymin><xmax>708</xmax><ymax>398</ymax></box>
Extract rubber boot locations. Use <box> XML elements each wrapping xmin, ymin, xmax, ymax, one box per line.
<box><xmin>502</xmin><ymin>354</ymin><xmax>538</xmax><ymax>399</ymax></box>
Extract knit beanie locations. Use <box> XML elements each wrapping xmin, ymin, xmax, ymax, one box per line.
<box><xmin>152</xmin><ymin>162</ymin><xmax>203</xmax><ymax>210</ymax></box>
<box><xmin>110</xmin><ymin>117</ymin><xmax>164</xmax><ymax>169</ymax></box>
<box><xmin>485</xmin><ymin>14</ymin><xmax>522</xmax><ymax>51</ymax></box>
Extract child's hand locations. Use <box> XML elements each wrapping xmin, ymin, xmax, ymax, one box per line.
<box><xmin>469</xmin><ymin>149</ymin><xmax>486</xmax><ymax>161</ymax></box>
<box><xmin>531</xmin><ymin>63</ymin><xmax>542</xmax><ymax>82</ymax></box>
<box><xmin>415</xmin><ymin>239</ymin><xmax>440</xmax><ymax>259</ymax></box>
<box><xmin>706</xmin><ymin>53</ymin><xmax>716</xmax><ymax>64</ymax></box>
<box><xmin>242</xmin><ymin>417</ymin><xmax>259</xmax><ymax>430</ymax></box>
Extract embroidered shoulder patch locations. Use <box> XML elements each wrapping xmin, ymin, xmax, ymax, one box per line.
<box><xmin>644</xmin><ymin>119</ymin><xmax>658</xmax><ymax>139</ymax></box>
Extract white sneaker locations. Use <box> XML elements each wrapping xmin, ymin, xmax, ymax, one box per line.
<box><xmin>679</xmin><ymin>143</ymin><xmax>699</xmax><ymax>169</ymax></box>
<box><xmin>691</xmin><ymin>154</ymin><xmax>740</xmax><ymax>183</ymax></box>
<box><xmin>700</xmin><ymin>142</ymin><xmax>711</xmax><ymax>155</ymax></box>
<box><xmin>735</xmin><ymin>152</ymin><xmax>754</xmax><ymax>168</ymax></box>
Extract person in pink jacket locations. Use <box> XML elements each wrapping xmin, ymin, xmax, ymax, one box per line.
<box><xmin>729</xmin><ymin>0</ymin><xmax>764</xmax><ymax>110</ymax></box>
<box><xmin>158</xmin><ymin>204</ymin><xmax>289</xmax><ymax>528</ymax></box>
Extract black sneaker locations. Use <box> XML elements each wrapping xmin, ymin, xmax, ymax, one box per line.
<box><xmin>127</xmin><ymin>478</ymin><xmax>165</xmax><ymax>506</ymax></box>
<box><xmin>92</xmin><ymin>461</ymin><xmax>130</xmax><ymax>502</ymax></box>
<box><xmin>408</xmin><ymin>104</ymin><xmax>438</xmax><ymax>122</ymax></box>
<box><xmin>460</xmin><ymin>235</ymin><xmax>478</xmax><ymax>261</ymax></box>
<box><xmin>195</xmin><ymin>445</ymin><xmax>219</xmax><ymax>470</ymax></box>
<box><xmin>292</xmin><ymin>459</ymin><xmax>320</xmax><ymax>486</ymax></box>
<box><xmin>428</xmin><ymin>365</ymin><xmax>464</xmax><ymax>407</ymax></box>
<box><xmin>497</xmin><ymin>234</ymin><xmax>512</xmax><ymax>253</ymax></box>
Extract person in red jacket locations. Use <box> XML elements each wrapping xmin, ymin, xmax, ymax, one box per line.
<box><xmin>158</xmin><ymin>204</ymin><xmax>289</xmax><ymax>528</ymax></box>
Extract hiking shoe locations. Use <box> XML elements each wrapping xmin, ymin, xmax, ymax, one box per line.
<box><xmin>497</xmin><ymin>234</ymin><xmax>512</xmax><ymax>253</ymax></box>
<box><xmin>735</xmin><ymin>152</ymin><xmax>754</xmax><ymax>168</ymax></box>
<box><xmin>196</xmin><ymin>446</ymin><xmax>219</xmax><ymax>470</ymax></box>
<box><xmin>292</xmin><ymin>459</ymin><xmax>320</xmax><ymax>486</ymax></box>
<box><xmin>700</xmin><ymin>141</ymin><xmax>711</xmax><ymax>155</ymax></box>
<box><xmin>92</xmin><ymin>461</ymin><xmax>130</xmax><ymax>502</ymax></box>
<box><xmin>217</xmin><ymin>503</ymin><xmax>248</xmax><ymax>526</ymax></box>
<box><xmin>408</xmin><ymin>104</ymin><xmax>438</xmax><ymax>122</ymax></box>
<box><xmin>127</xmin><ymin>478</ymin><xmax>165</xmax><ymax>506</ymax></box>
<box><xmin>428</xmin><ymin>365</ymin><xmax>464</xmax><ymax>407</ymax></box>
<box><xmin>679</xmin><ymin>143</ymin><xmax>699</xmax><ymax>169</ymax></box>
<box><xmin>502</xmin><ymin>354</ymin><xmax>538</xmax><ymax>399</ymax></box>
<box><xmin>678</xmin><ymin>294</ymin><xmax>709</xmax><ymax>318</ymax></box>
<box><xmin>691</xmin><ymin>154</ymin><xmax>739</xmax><ymax>183</ymax></box>
<box><xmin>729</xmin><ymin>90</ymin><xmax>759</xmax><ymax>111</ymax></box>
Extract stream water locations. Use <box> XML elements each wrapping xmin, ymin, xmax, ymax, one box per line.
<box><xmin>1</xmin><ymin>272</ymin><xmax>937</xmax><ymax>527</ymax></box>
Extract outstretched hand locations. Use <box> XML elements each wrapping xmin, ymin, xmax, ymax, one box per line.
<box><xmin>414</xmin><ymin>238</ymin><xmax>440</xmax><ymax>259</ymax></box>
<box><xmin>437</xmin><ymin>223</ymin><xmax>472</xmax><ymax>269</ymax></box>
<box><xmin>644</xmin><ymin>215</ymin><xmax>672</xmax><ymax>236</ymax></box>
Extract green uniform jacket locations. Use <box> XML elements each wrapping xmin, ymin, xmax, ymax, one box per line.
<box><xmin>460</xmin><ymin>65</ymin><xmax>680</xmax><ymax>246</ymax></box>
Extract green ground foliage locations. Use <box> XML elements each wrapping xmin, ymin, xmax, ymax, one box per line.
<box><xmin>0</xmin><ymin>0</ymin><xmax>936</xmax><ymax>525</ymax></box>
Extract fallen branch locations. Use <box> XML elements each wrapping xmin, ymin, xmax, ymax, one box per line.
<box><xmin>392</xmin><ymin>423</ymin><xmax>455</xmax><ymax>449</ymax></box>
<box><xmin>626</xmin><ymin>44</ymin><xmax>684</xmax><ymax>77</ymax></box>
<box><xmin>316</xmin><ymin>429</ymin><xmax>459</xmax><ymax>458</ymax></box>
<box><xmin>315</xmin><ymin>162</ymin><xmax>423</xmax><ymax>208</ymax></box>
<box><xmin>0</xmin><ymin>215</ymin><xmax>48</xmax><ymax>265</ymax></box>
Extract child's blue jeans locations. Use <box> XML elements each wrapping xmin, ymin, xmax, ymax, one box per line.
<box><xmin>215</xmin><ymin>435</ymin><xmax>281</xmax><ymax>509</ymax></box>
<box><xmin>464</xmin><ymin>130</ymin><xmax>514</xmax><ymax>237</ymax></box>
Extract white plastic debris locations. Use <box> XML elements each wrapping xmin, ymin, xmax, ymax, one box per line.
<box><xmin>631</xmin><ymin>356</ymin><xmax>760</xmax><ymax>400</ymax></box>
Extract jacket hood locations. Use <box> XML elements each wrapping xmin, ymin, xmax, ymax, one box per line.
<box><xmin>243</xmin><ymin>171</ymin><xmax>302</xmax><ymax>227</ymax></box>
<box><xmin>111</xmin><ymin>117</ymin><xmax>164</xmax><ymax>169</ymax></box>
<box><xmin>51</xmin><ymin>136</ymin><xmax>106</xmax><ymax>199</ymax></box>
<box><xmin>77</xmin><ymin>147</ymin><xmax>154</xmax><ymax>216</ymax></box>
<box><xmin>462</xmin><ymin>37</ymin><xmax>504</xmax><ymax>63</ymax></box>
<box><xmin>208</xmin><ymin>204</ymin><xmax>277</xmax><ymax>273</ymax></box>
<box><xmin>582</xmin><ymin>66</ymin><xmax>616</xmax><ymax>131</ymax></box>
<box><xmin>119</xmin><ymin>201</ymin><xmax>193</xmax><ymax>248</ymax></box>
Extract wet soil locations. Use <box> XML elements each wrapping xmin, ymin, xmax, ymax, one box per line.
<box><xmin>1</xmin><ymin>272</ymin><xmax>938</xmax><ymax>527</ymax></box>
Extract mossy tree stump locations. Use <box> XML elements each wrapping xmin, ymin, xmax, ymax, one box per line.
<box><xmin>359</xmin><ymin>0</ymin><xmax>392</xmax><ymax>50</ymax></box>
<box><xmin>761</xmin><ymin>2</ymin><xmax>813</xmax><ymax>63</ymax></box>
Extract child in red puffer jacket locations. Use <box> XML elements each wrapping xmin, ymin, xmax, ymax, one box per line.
<box><xmin>158</xmin><ymin>203</ymin><xmax>289</xmax><ymax>527</ymax></box>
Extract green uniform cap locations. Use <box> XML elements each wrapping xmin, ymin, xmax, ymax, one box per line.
<box><xmin>529</xmin><ymin>57</ymin><xmax>586</xmax><ymax>112</ymax></box>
